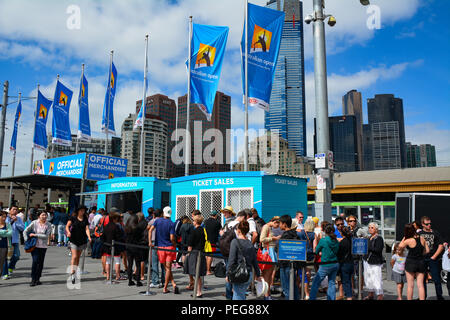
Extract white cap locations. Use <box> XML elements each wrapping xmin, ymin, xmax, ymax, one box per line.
<box><xmin>163</xmin><ymin>206</ymin><xmax>172</xmax><ymax>218</ymax></box>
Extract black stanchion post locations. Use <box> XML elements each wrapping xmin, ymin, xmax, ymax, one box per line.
<box><xmin>193</xmin><ymin>250</ymin><xmax>202</xmax><ymax>300</ymax></box>
<box><xmin>358</xmin><ymin>256</ymin><xmax>362</xmax><ymax>300</ymax></box>
<box><xmin>108</xmin><ymin>241</ymin><xmax>115</xmax><ymax>285</ymax></box>
<box><xmin>140</xmin><ymin>245</ymin><xmax>156</xmax><ymax>296</ymax></box>
<box><xmin>251</xmin><ymin>266</ymin><xmax>255</xmax><ymax>297</ymax></box>
<box><xmin>301</xmin><ymin>264</ymin><xmax>305</xmax><ymax>300</ymax></box>
<box><xmin>289</xmin><ymin>261</ymin><xmax>294</xmax><ymax>301</ymax></box>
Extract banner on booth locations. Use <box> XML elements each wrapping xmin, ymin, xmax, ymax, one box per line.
<box><xmin>85</xmin><ymin>154</ymin><xmax>128</xmax><ymax>181</ymax></box>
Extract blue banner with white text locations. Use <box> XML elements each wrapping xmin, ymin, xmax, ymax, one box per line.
<box><xmin>52</xmin><ymin>80</ymin><xmax>74</xmax><ymax>147</ymax></box>
<box><xmin>241</xmin><ymin>3</ymin><xmax>284</xmax><ymax>111</ymax></box>
<box><xmin>78</xmin><ymin>74</ymin><xmax>91</xmax><ymax>141</ymax></box>
<box><xmin>10</xmin><ymin>99</ymin><xmax>22</xmax><ymax>152</ymax></box>
<box><xmin>102</xmin><ymin>62</ymin><xmax>118</xmax><ymax>135</ymax></box>
<box><xmin>33</xmin><ymin>90</ymin><xmax>53</xmax><ymax>151</ymax></box>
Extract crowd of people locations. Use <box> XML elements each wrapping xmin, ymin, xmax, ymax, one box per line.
<box><xmin>0</xmin><ymin>202</ymin><xmax>449</xmax><ymax>301</ymax></box>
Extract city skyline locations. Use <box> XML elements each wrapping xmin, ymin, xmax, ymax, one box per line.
<box><xmin>1</xmin><ymin>0</ymin><xmax>449</xmax><ymax>178</ymax></box>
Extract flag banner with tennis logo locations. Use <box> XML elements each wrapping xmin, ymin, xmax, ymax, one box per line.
<box><xmin>241</xmin><ymin>3</ymin><xmax>284</xmax><ymax>111</ymax></box>
<box><xmin>189</xmin><ymin>23</ymin><xmax>229</xmax><ymax>121</ymax></box>
<box><xmin>102</xmin><ymin>61</ymin><xmax>118</xmax><ymax>135</ymax></box>
<box><xmin>33</xmin><ymin>90</ymin><xmax>53</xmax><ymax>151</ymax></box>
<box><xmin>10</xmin><ymin>99</ymin><xmax>22</xmax><ymax>152</ymax></box>
<box><xmin>52</xmin><ymin>79</ymin><xmax>74</xmax><ymax>147</ymax></box>
<box><xmin>78</xmin><ymin>73</ymin><xmax>91</xmax><ymax>141</ymax></box>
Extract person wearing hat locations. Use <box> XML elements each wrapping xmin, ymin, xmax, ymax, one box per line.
<box><xmin>220</xmin><ymin>206</ymin><xmax>235</xmax><ymax>227</ymax></box>
<box><xmin>204</xmin><ymin>211</ymin><xmax>222</xmax><ymax>275</ymax></box>
<box><xmin>65</xmin><ymin>205</ymin><xmax>92</xmax><ymax>284</ymax></box>
<box><xmin>148</xmin><ymin>206</ymin><xmax>180</xmax><ymax>294</ymax></box>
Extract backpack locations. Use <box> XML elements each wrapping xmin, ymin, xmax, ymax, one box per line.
<box><xmin>174</xmin><ymin>218</ymin><xmax>183</xmax><ymax>238</ymax></box>
<box><xmin>94</xmin><ymin>216</ymin><xmax>106</xmax><ymax>238</ymax></box>
<box><xmin>219</xmin><ymin>224</ymin><xmax>237</xmax><ymax>258</ymax></box>
<box><xmin>214</xmin><ymin>261</ymin><xmax>227</xmax><ymax>278</ymax></box>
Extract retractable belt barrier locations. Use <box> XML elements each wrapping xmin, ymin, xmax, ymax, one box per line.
<box><xmin>100</xmin><ymin>241</ymin><xmax>338</xmax><ymax>300</ymax></box>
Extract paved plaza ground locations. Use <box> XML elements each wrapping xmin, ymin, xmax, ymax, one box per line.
<box><xmin>0</xmin><ymin>245</ymin><xmax>447</xmax><ymax>301</ymax></box>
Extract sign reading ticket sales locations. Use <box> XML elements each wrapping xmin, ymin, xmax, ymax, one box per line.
<box><xmin>86</xmin><ymin>154</ymin><xmax>128</xmax><ymax>181</ymax></box>
<box><xmin>352</xmin><ymin>238</ymin><xmax>369</xmax><ymax>255</ymax></box>
<box><xmin>278</xmin><ymin>240</ymin><xmax>307</xmax><ymax>262</ymax></box>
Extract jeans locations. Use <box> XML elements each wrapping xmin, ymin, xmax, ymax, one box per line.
<box><xmin>151</xmin><ymin>246</ymin><xmax>165</xmax><ymax>285</ymax></box>
<box><xmin>31</xmin><ymin>248</ymin><xmax>47</xmax><ymax>282</ymax></box>
<box><xmin>280</xmin><ymin>266</ymin><xmax>299</xmax><ymax>300</ymax></box>
<box><xmin>8</xmin><ymin>243</ymin><xmax>20</xmax><ymax>271</ymax></box>
<box><xmin>224</xmin><ymin>258</ymin><xmax>233</xmax><ymax>300</ymax></box>
<box><xmin>231</xmin><ymin>271</ymin><xmax>253</xmax><ymax>300</ymax></box>
<box><xmin>57</xmin><ymin>224</ymin><xmax>67</xmax><ymax>244</ymax></box>
<box><xmin>339</xmin><ymin>263</ymin><xmax>354</xmax><ymax>298</ymax></box>
<box><xmin>424</xmin><ymin>258</ymin><xmax>443</xmax><ymax>299</ymax></box>
<box><xmin>91</xmin><ymin>238</ymin><xmax>103</xmax><ymax>259</ymax></box>
<box><xmin>310</xmin><ymin>263</ymin><xmax>339</xmax><ymax>300</ymax></box>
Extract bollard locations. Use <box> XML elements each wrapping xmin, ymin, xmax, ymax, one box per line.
<box><xmin>289</xmin><ymin>261</ymin><xmax>294</xmax><ymax>301</ymax></box>
<box><xmin>193</xmin><ymin>250</ymin><xmax>202</xmax><ymax>300</ymax></box>
<box><xmin>140</xmin><ymin>245</ymin><xmax>156</xmax><ymax>296</ymax></box>
<box><xmin>358</xmin><ymin>257</ymin><xmax>362</xmax><ymax>300</ymax></box>
<box><xmin>251</xmin><ymin>266</ymin><xmax>256</xmax><ymax>296</ymax></box>
<box><xmin>108</xmin><ymin>241</ymin><xmax>115</xmax><ymax>285</ymax></box>
<box><xmin>301</xmin><ymin>265</ymin><xmax>305</xmax><ymax>300</ymax></box>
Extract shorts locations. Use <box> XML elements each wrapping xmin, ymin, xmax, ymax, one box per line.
<box><xmin>405</xmin><ymin>258</ymin><xmax>426</xmax><ymax>274</ymax></box>
<box><xmin>70</xmin><ymin>243</ymin><xmax>87</xmax><ymax>251</ymax></box>
<box><xmin>103</xmin><ymin>254</ymin><xmax>121</xmax><ymax>265</ymax></box>
<box><xmin>391</xmin><ymin>271</ymin><xmax>406</xmax><ymax>284</ymax></box>
<box><xmin>157</xmin><ymin>246</ymin><xmax>177</xmax><ymax>264</ymax></box>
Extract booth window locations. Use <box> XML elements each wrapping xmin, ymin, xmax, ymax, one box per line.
<box><xmin>200</xmin><ymin>190</ymin><xmax>223</xmax><ymax>222</ymax></box>
<box><xmin>226</xmin><ymin>188</ymin><xmax>253</xmax><ymax>214</ymax></box>
<box><xmin>176</xmin><ymin>195</ymin><xmax>197</xmax><ymax>220</ymax></box>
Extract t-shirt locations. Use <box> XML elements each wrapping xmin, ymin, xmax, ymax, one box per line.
<box><xmin>153</xmin><ymin>218</ymin><xmax>175</xmax><ymax>247</ymax></box>
<box><xmin>419</xmin><ymin>230</ymin><xmax>443</xmax><ymax>259</ymax></box>
<box><xmin>391</xmin><ymin>254</ymin><xmax>406</xmax><ymax>274</ymax></box>
<box><xmin>188</xmin><ymin>226</ymin><xmax>206</xmax><ymax>251</ymax></box>
<box><xmin>0</xmin><ymin>225</ymin><xmax>8</xmax><ymax>248</ymax></box>
<box><xmin>69</xmin><ymin>216</ymin><xmax>89</xmax><ymax>246</ymax></box>
<box><xmin>227</xmin><ymin>220</ymin><xmax>253</xmax><ymax>241</ymax></box>
<box><xmin>334</xmin><ymin>227</ymin><xmax>343</xmax><ymax>239</ymax></box>
<box><xmin>180</xmin><ymin>223</ymin><xmax>194</xmax><ymax>247</ymax></box>
<box><xmin>247</xmin><ymin>218</ymin><xmax>257</xmax><ymax>242</ymax></box>
<box><xmin>204</xmin><ymin>218</ymin><xmax>221</xmax><ymax>245</ymax></box>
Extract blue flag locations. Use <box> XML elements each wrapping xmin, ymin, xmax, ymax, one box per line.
<box><xmin>78</xmin><ymin>74</ymin><xmax>91</xmax><ymax>141</ymax></box>
<box><xmin>52</xmin><ymin>80</ymin><xmax>74</xmax><ymax>146</ymax></box>
<box><xmin>33</xmin><ymin>90</ymin><xmax>53</xmax><ymax>151</ymax></box>
<box><xmin>134</xmin><ymin>64</ymin><xmax>148</xmax><ymax>130</ymax></box>
<box><xmin>189</xmin><ymin>23</ymin><xmax>229</xmax><ymax>121</ymax></box>
<box><xmin>241</xmin><ymin>3</ymin><xmax>284</xmax><ymax>111</ymax></box>
<box><xmin>102</xmin><ymin>62</ymin><xmax>118</xmax><ymax>135</ymax></box>
<box><xmin>10</xmin><ymin>99</ymin><xmax>22</xmax><ymax>152</ymax></box>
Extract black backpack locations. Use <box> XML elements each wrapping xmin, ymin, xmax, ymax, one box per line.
<box><xmin>174</xmin><ymin>218</ymin><xmax>183</xmax><ymax>238</ymax></box>
<box><xmin>214</xmin><ymin>261</ymin><xmax>227</xmax><ymax>278</ymax></box>
<box><xmin>219</xmin><ymin>225</ymin><xmax>237</xmax><ymax>258</ymax></box>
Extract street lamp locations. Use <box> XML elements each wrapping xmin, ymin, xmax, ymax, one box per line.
<box><xmin>306</xmin><ymin>0</ymin><xmax>369</xmax><ymax>223</ymax></box>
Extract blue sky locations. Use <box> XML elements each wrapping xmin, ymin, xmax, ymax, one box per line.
<box><xmin>0</xmin><ymin>0</ymin><xmax>449</xmax><ymax>177</ymax></box>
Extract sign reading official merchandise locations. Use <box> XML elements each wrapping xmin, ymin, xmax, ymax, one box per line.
<box><xmin>41</xmin><ymin>154</ymin><xmax>86</xmax><ymax>179</ymax></box>
<box><xmin>352</xmin><ymin>238</ymin><xmax>369</xmax><ymax>255</ymax></box>
<box><xmin>86</xmin><ymin>154</ymin><xmax>128</xmax><ymax>181</ymax></box>
<box><xmin>278</xmin><ymin>240</ymin><xmax>307</xmax><ymax>262</ymax></box>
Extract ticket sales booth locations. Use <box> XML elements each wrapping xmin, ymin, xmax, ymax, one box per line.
<box><xmin>87</xmin><ymin>177</ymin><xmax>171</xmax><ymax>216</ymax></box>
<box><xmin>170</xmin><ymin>171</ymin><xmax>308</xmax><ymax>224</ymax></box>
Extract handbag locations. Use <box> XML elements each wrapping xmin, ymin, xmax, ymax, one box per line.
<box><xmin>227</xmin><ymin>239</ymin><xmax>250</xmax><ymax>284</ymax></box>
<box><xmin>24</xmin><ymin>222</ymin><xmax>37</xmax><ymax>253</ymax></box>
<box><xmin>203</xmin><ymin>228</ymin><xmax>212</xmax><ymax>253</ymax></box>
<box><xmin>257</xmin><ymin>245</ymin><xmax>273</xmax><ymax>271</ymax></box>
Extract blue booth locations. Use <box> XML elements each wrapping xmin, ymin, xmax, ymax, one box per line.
<box><xmin>170</xmin><ymin>171</ymin><xmax>308</xmax><ymax>224</ymax></box>
<box><xmin>92</xmin><ymin>177</ymin><xmax>171</xmax><ymax>216</ymax></box>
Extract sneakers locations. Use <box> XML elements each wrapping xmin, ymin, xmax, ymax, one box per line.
<box><xmin>2</xmin><ymin>275</ymin><xmax>10</xmax><ymax>280</ymax></box>
<box><xmin>149</xmin><ymin>283</ymin><xmax>160</xmax><ymax>288</ymax></box>
<box><xmin>8</xmin><ymin>268</ymin><xmax>13</xmax><ymax>275</ymax></box>
<box><xmin>264</xmin><ymin>296</ymin><xmax>273</xmax><ymax>300</ymax></box>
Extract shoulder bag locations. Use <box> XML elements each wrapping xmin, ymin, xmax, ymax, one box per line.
<box><xmin>227</xmin><ymin>239</ymin><xmax>250</xmax><ymax>284</ymax></box>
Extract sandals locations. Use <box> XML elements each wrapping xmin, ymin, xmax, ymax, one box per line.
<box><xmin>185</xmin><ymin>285</ymin><xmax>194</xmax><ymax>291</ymax></box>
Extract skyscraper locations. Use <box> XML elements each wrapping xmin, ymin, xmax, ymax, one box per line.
<box><xmin>371</xmin><ymin>121</ymin><xmax>402</xmax><ymax>170</ymax></box>
<box><xmin>177</xmin><ymin>91</ymin><xmax>231</xmax><ymax>176</ymax></box>
<box><xmin>362</xmin><ymin>124</ymin><xmax>374</xmax><ymax>171</ymax></box>
<box><xmin>407</xmin><ymin>143</ymin><xmax>437</xmax><ymax>168</ymax></box>
<box><xmin>343</xmin><ymin>90</ymin><xmax>363</xmax><ymax>170</ymax></box>
<box><xmin>368</xmin><ymin>94</ymin><xmax>406</xmax><ymax>168</ymax></box>
<box><xmin>265</xmin><ymin>0</ymin><xmax>307</xmax><ymax>157</ymax></box>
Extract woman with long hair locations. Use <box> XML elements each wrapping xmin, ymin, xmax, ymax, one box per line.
<box><xmin>309</xmin><ymin>224</ymin><xmax>340</xmax><ymax>300</ymax></box>
<box><xmin>125</xmin><ymin>214</ymin><xmax>146</xmax><ymax>287</ymax></box>
<box><xmin>65</xmin><ymin>206</ymin><xmax>91</xmax><ymax>284</ymax></box>
<box><xmin>259</xmin><ymin>216</ymin><xmax>280</xmax><ymax>300</ymax></box>
<box><xmin>398</xmin><ymin>223</ymin><xmax>430</xmax><ymax>300</ymax></box>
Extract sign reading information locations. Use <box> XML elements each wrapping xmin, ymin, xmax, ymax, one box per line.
<box><xmin>278</xmin><ymin>240</ymin><xmax>307</xmax><ymax>262</ymax></box>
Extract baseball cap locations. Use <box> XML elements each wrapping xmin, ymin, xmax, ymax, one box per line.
<box><xmin>210</xmin><ymin>210</ymin><xmax>219</xmax><ymax>216</ymax></box>
<box><xmin>110</xmin><ymin>207</ymin><xmax>119</xmax><ymax>214</ymax></box>
<box><xmin>163</xmin><ymin>206</ymin><xmax>172</xmax><ymax>218</ymax></box>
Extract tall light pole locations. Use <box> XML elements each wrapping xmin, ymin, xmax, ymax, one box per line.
<box><xmin>306</xmin><ymin>0</ymin><xmax>369</xmax><ymax>222</ymax></box>
<box><xmin>0</xmin><ymin>81</ymin><xmax>9</xmax><ymax>177</ymax></box>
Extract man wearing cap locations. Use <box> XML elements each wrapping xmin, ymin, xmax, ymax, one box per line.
<box><xmin>204</xmin><ymin>211</ymin><xmax>222</xmax><ymax>275</ymax></box>
<box><xmin>148</xmin><ymin>207</ymin><xmax>179</xmax><ymax>294</ymax></box>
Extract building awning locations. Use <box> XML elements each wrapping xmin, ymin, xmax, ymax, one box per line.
<box><xmin>76</xmin><ymin>189</ymin><xmax>143</xmax><ymax>197</ymax></box>
<box><xmin>0</xmin><ymin>174</ymin><xmax>93</xmax><ymax>190</ymax></box>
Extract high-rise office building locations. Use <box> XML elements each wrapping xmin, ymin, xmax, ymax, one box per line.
<box><xmin>121</xmin><ymin>113</ymin><xmax>168</xmax><ymax>178</ymax></box>
<box><xmin>314</xmin><ymin>116</ymin><xmax>359</xmax><ymax>172</ymax></box>
<box><xmin>136</xmin><ymin>94</ymin><xmax>177</xmax><ymax>177</ymax></box>
<box><xmin>368</xmin><ymin>94</ymin><xmax>406</xmax><ymax>168</ymax></box>
<box><xmin>343</xmin><ymin>90</ymin><xmax>363</xmax><ymax>170</ymax></box>
<box><xmin>407</xmin><ymin>143</ymin><xmax>437</xmax><ymax>168</ymax></box>
<box><xmin>177</xmin><ymin>91</ymin><xmax>231</xmax><ymax>176</ymax></box>
<box><xmin>46</xmin><ymin>135</ymin><xmax>121</xmax><ymax>159</ymax></box>
<box><xmin>371</xmin><ymin>121</ymin><xmax>402</xmax><ymax>170</ymax></box>
<box><xmin>362</xmin><ymin>124</ymin><xmax>374</xmax><ymax>171</ymax></box>
<box><xmin>265</xmin><ymin>0</ymin><xmax>307</xmax><ymax>157</ymax></box>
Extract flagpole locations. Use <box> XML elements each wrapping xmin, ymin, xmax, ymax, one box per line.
<box><xmin>30</xmin><ymin>84</ymin><xmax>39</xmax><ymax>174</ymax></box>
<box><xmin>8</xmin><ymin>92</ymin><xmax>20</xmax><ymax>207</ymax></box>
<box><xmin>51</xmin><ymin>75</ymin><xmax>59</xmax><ymax>160</ymax></box>
<box><xmin>76</xmin><ymin>64</ymin><xmax>85</xmax><ymax>155</ymax></box>
<box><xmin>140</xmin><ymin>35</ymin><xmax>149</xmax><ymax>177</ymax></box>
<box><xmin>185</xmin><ymin>16</ymin><xmax>193</xmax><ymax>177</ymax></box>
<box><xmin>105</xmin><ymin>51</ymin><xmax>113</xmax><ymax>156</ymax></box>
<box><xmin>244</xmin><ymin>0</ymin><xmax>249</xmax><ymax>172</ymax></box>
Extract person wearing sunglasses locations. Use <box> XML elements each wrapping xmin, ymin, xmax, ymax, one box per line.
<box><xmin>334</xmin><ymin>217</ymin><xmax>345</xmax><ymax>242</ymax></box>
<box><xmin>418</xmin><ymin>216</ymin><xmax>445</xmax><ymax>300</ymax></box>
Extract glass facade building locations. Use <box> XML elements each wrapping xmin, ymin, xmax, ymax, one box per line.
<box><xmin>265</xmin><ymin>0</ymin><xmax>307</xmax><ymax>157</ymax></box>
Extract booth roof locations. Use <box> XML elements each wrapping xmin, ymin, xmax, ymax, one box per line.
<box><xmin>0</xmin><ymin>174</ymin><xmax>90</xmax><ymax>190</ymax></box>
<box><xmin>169</xmin><ymin>171</ymin><xmax>309</xmax><ymax>183</ymax></box>
<box><xmin>96</xmin><ymin>176</ymin><xmax>169</xmax><ymax>186</ymax></box>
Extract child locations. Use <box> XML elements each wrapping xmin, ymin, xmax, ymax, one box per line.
<box><xmin>391</xmin><ymin>242</ymin><xmax>407</xmax><ymax>300</ymax></box>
